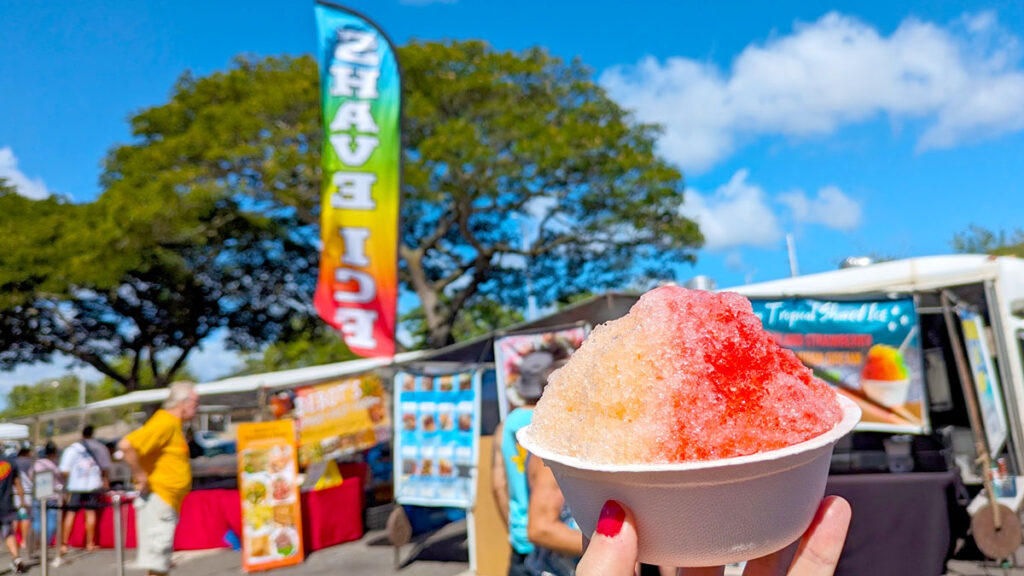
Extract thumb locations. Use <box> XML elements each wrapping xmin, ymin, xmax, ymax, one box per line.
<box><xmin>576</xmin><ymin>500</ymin><xmax>639</xmax><ymax>576</ymax></box>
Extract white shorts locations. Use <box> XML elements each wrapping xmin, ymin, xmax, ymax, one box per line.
<box><xmin>133</xmin><ymin>493</ymin><xmax>178</xmax><ymax>574</ymax></box>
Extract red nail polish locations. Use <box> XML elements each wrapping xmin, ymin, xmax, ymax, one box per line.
<box><xmin>596</xmin><ymin>500</ymin><xmax>625</xmax><ymax>537</ymax></box>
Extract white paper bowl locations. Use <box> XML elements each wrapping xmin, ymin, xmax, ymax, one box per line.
<box><xmin>517</xmin><ymin>394</ymin><xmax>861</xmax><ymax>567</ymax></box>
<box><xmin>861</xmin><ymin>378</ymin><xmax>911</xmax><ymax>407</ymax></box>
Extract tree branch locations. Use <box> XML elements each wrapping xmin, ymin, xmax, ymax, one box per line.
<box><xmin>400</xmin><ymin>244</ymin><xmax>442</xmax><ymax>335</ymax></box>
<box><xmin>129</xmin><ymin>346</ymin><xmax>142</xmax><ymax>390</ymax></box>
<box><xmin>446</xmin><ymin>254</ymin><xmax>492</xmax><ymax>328</ymax></box>
<box><xmin>149</xmin><ymin>346</ymin><xmax>160</xmax><ymax>384</ymax></box>
<box><xmin>73</xmin><ymin>351</ymin><xmax>128</xmax><ymax>385</ymax></box>
<box><xmin>416</xmin><ymin>211</ymin><xmax>455</xmax><ymax>252</ymax></box>
<box><xmin>159</xmin><ymin>340</ymin><xmax>196</xmax><ymax>387</ymax></box>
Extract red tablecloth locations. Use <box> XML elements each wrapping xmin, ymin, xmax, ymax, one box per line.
<box><xmin>301</xmin><ymin>477</ymin><xmax>364</xmax><ymax>551</ymax></box>
<box><xmin>66</xmin><ymin>469</ymin><xmax>364</xmax><ymax>552</ymax></box>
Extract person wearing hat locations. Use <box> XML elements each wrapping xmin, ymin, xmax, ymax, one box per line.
<box><xmin>492</xmin><ymin>350</ymin><xmax>581</xmax><ymax>575</ymax></box>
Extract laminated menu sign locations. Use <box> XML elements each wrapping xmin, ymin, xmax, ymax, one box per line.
<box><xmin>749</xmin><ymin>297</ymin><xmax>929</xmax><ymax>434</ymax></box>
<box><xmin>393</xmin><ymin>370</ymin><xmax>481</xmax><ymax>508</ymax></box>
<box><xmin>237</xmin><ymin>420</ymin><xmax>304</xmax><ymax>572</ymax></box>
<box><xmin>958</xmin><ymin>309</ymin><xmax>1008</xmax><ymax>457</ymax></box>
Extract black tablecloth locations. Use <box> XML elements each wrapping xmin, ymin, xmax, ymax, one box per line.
<box><xmin>826</xmin><ymin>471</ymin><xmax>966</xmax><ymax>576</ymax></box>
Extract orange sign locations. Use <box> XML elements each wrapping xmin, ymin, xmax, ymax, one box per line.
<box><xmin>237</xmin><ymin>420</ymin><xmax>304</xmax><ymax>572</ymax></box>
<box><xmin>294</xmin><ymin>374</ymin><xmax>389</xmax><ymax>467</ymax></box>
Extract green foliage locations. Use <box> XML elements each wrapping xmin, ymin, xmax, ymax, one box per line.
<box><xmin>0</xmin><ymin>56</ymin><xmax>324</xmax><ymax>391</ymax></box>
<box><xmin>234</xmin><ymin>328</ymin><xmax>357</xmax><ymax>375</ymax></box>
<box><xmin>98</xmin><ymin>356</ymin><xmax>197</xmax><ymax>391</ymax></box>
<box><xmin>1</xmin><ymin>41</ymin><xmax>703</xmax><ymax>383</ymax></box>
<box><xmin>0</xmin><ymin>375</ymin><xmax>123</xmax><ymax>419</ymax></box>
<box><xmin>398</xmin><ymin>41</ymin><xmax>703</xmax><ymax>347</ymax></box>
<box><xmin>952</xmin><ymin>225</ymin><xmax>1024</xmax><ymax>257</ymax></box>
<box><xmin>402</xmin><ymin>298</ymin><xmax>525</xmax><ymax>348</ymax></box>
<box><xmin>557</xmin><ymin>292</ymin><xmax>596</xmax><ymax>309</ymax></box>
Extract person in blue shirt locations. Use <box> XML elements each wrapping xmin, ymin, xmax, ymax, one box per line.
<box><xmin>525</xmin><ymin>447</ymin><xmax>582</xmax><ymax>575</ymax></box>
<box><xmin>492</xmin><ymin>350</ymin><xmax>577</xmax><ymax>576</ymax></box>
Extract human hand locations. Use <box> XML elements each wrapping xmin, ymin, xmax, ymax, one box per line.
<box><xmin>577</xmin><ymin>496</ymin><xmax>851</xmax><ymax>576</ymax></box>
<box><xmin>133</xmin><ymin>472</ymin><xmax>149</xmax><ymax>494</ymax></box>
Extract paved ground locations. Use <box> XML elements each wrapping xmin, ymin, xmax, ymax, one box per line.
<box><xmin>4</xmin><ymin>523</ymin><xmax>1024</xmax><ymax>575</ymax></box>
<box><xmin>0</xmin><ymin>520</ymin><xmax>470</xmax><ymax>576</ymax></box>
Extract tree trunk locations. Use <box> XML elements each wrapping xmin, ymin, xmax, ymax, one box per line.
<box><xmin>400</xmin><ymin>244</ymin><xmax>457</xmax><ymax>350</ymax></box>
<box><xmin>426</xmin><ymin>319</ymin><xmax>454</xmax><ymax>350</ymax></box>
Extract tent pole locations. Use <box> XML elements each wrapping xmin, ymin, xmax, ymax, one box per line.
<box><xmin>256</xmin><ymin>387</ymin><xmax>267</xmax><ymax>422</ymax></box>
<box><xmin>942</xmin><ymin>290</ymin><xmax>1000</xmax><ymax>529</ymax></box>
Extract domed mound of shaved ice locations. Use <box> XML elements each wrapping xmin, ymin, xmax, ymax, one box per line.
<box><xmin>530</xmin><ymin>286</ymin><xmax>842</xmax><ymax>464</ymax></box>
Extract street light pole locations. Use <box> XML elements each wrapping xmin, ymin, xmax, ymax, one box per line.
<box><xmin>79</xmin><ymin>378</ymin><xmax>87</xmax><ymax>429</ymax></box>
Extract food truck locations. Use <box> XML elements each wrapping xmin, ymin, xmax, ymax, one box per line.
<box><xmin>727</xmin><ymin>254</ymin><xmax>1024</xmax><ymax>569</ymax></box>
<box><xmin>727</xmin><ymin>254</ymin><xmax>1024</xmax><ymax>471</ymax></box>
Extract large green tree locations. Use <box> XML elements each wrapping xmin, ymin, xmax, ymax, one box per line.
<box><xmin>398</xmin><ymin>42</ymin><xmax>702</xmax><ymax>347</ymax></box>
<box><xmin>0</xmin><ymin>42</ymin><xmax>702</xmax><ymax>384</ymax></box>
<box><xmin>0</xmin><ymin>57</ymin><xmax>325</xmax><ymax>391</ymax></box>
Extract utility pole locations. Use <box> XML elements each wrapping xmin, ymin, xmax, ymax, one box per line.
<box><xmin>786</xmin><ymin>233</ymin><xmax>800</xmax><ymax>278</ymax></box>
<box><xmin>79</xmin><ymin>377</ymin><xmax>87</xmax><ymax>429</ymax></box>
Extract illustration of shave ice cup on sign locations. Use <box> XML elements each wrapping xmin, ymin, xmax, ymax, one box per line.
<box><xmin>517</xmin><ymin>287</ymin><xmax>860</xmax><ymax>567</ymax></box>
<box><xmin>860</xmin><ymin>344</ymin><xmax>911</xmax><ymax>408</ymax></box>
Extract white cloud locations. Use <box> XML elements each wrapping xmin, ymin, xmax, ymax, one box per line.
<box><xmin>601</xmin><ymin>11</ymin><xmax>1024</xmax><ymax>172</ymax></box>
<box><xmin>779</xmin><ymin>185</ymin><xmax>862</xmax><ymax>231</ymax></box>
<box><xmin>0</xmin><ymin>147</ymin><xmax>50</xmax><ymax>199</ymax></box>
<box><xmin>682</xmin><ymin>169</ymin><xmax>781</xmax><ymax>250</ymax></box>
<box><xmin>682</xmin><ymin>171</ymin><xmax>863</xmax><ymax>252</ymax></box>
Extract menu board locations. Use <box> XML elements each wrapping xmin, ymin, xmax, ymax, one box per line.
<box><xmin>749</xmin><ymin>297</ymin><xmax>929</xmax><ymax>434</ymax></box>
<box><xmin>292</xmin><ymin>374</ymin><xmax>390</xmax><ymax>468</ymax></box>
<box><xmin>494</xmin><ymin>325</ymin><xmax>588</xmax><ymax>419</ymax></box>
<box><xmin>237</xmin><ymin>420</ymin><xmax>304</xmax><ymax>572</ymax></box>
<box><xmin>393</xmin><ymin>370</ymin><xmax>481</xmax><ymax>508</ymax></box>
<box><xmin>958</xmin><ymin>309</ymin><xmax>1008</xmax><ymax>456</ymax></box>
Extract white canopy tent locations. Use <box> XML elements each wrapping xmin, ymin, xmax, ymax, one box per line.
<box><xmin>0</xmin><ymin>423</ymin><xmax>29</xmax><ymax>441</ymax></box>
<box><xmin>17</xmin><ymin>350</ymin><xmax>426</xmax><ymax>428</ymax></box>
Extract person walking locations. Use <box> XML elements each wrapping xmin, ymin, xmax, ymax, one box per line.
<box><xmin>0</xmin><ymin>453</ymin><xmax>28</xmax><ymax>572</ymax></box>
<box><xmin>491</xmin><ymin>350</ymin><xmax>568</xmax><ymax>576</ymax></box>
<box><xmin>14</xmin><ymin>447</ymin><xmax>33</xmax><ymax>557</ymax></box>
<box><xmin>119</xmin><ymin>381</ymin><xmax>198</xmax><ymax>576</ymax></box>
<box><xmin>59</xmin><ymin>425</ymin><xmax>112</xmax><ymax>553</ymax></box>
<box><xmin>32</xmin><ymin>442</ymin><xmax>64</xmax><ymax>551</ymax></box>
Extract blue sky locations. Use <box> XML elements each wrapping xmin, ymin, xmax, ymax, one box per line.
<box><xmin>2</xmin><ymin>0</ymin><xmax>1024</xmax><ymax>387</ymax></box>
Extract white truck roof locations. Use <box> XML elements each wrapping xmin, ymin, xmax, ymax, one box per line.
<box><xmin>726</xmin><ymin>254</ymin><xmax>1024</xmax><ymax>299</ymax></box>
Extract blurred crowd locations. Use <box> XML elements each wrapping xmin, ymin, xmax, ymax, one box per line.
<box><xmin>1</xmin><ymin>381</ymin><xmax>204</xmax><ymax>575</ymax></box>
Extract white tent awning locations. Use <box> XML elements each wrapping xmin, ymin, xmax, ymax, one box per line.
<box><xmin>55</xmin><ymin>350</ymin><xmax>427</xmax><ymax>415</ymax></box>
<box><xmin>0</xmin><ymin>423</ymin><xmax>30</xmax><ymax>441</ymax></box>
<box><xmin>726</xmin><ymin>254</ymin><xmax>1021</xmax><ymax>298</ymax></box>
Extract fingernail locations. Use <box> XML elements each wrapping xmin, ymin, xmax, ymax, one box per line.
<box><xmin>596</xmin><ymin>500</ymin><xmax>626</xmax><ymax>537</ymax></box>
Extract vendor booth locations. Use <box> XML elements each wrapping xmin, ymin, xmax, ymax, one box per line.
<box><xmin>19</xmin><ymin>352</ymin><xmax>425</xmax><ymax>568</ymax></box>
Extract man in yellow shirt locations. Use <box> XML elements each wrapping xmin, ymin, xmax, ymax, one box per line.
<box><xmin>119</xmin><ymin>381</ymin><xmax>198</xmax><ymax>576</ymax></box>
